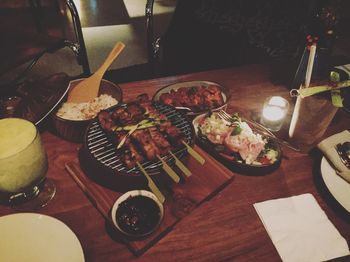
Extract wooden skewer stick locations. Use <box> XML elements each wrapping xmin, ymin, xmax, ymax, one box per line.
<box><xmin>169</xmin><ymin>151</ymin><xmax>192</xmax><ymax>177</ymax></box>
<box><xmin>136</xmin><ymin>162</ymin><xmax>165</xmax><ymax>204</ymax></box>
<box><xmin>157</xmin><ymin>155</ymin><xmax>180</xmax><ymax>183</ymax></box>
<box><xmin>182</xmin><ymin>141</ymin><xmax>205</xmax><ymax>165</ymax></box>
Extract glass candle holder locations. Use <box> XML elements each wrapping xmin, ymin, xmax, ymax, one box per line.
<box><xmin>260</xmin><ymin>96</ymin><xmax>289</xmax><ymax>132</ymax></box>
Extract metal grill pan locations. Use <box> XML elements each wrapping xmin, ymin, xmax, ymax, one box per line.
<box><xmin>83</xmin><ymin>103</ymin><xmax>194</xmax><ymax>178</ymax></box>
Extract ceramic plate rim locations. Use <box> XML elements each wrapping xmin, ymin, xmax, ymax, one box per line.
<box><xmin>0</xmin><ymin>213</ymin><xmax>85</xmax><ymax>262</ymax></box>
<box><xmin>35</xmin><ymin>80</ymin><xmax>71</xmax><ymax>126</ymax></box>
<box><xmin>320</xmin><ymin>157</ymin><xmax>350</xmax><ymax>213</ymax></box>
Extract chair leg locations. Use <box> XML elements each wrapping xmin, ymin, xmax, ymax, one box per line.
<box><xmin>65</xmin><ymin>0</ymin><xmax>90</xmax><ymax>76</ymax></box>
<box><xmin>28</xmin><ymin>0</ymin><xmax>46</xmax><ymax>33</ymax></box>
<box><xmin>64</xmin><ymin>40</ymin><xmax>90</xmax><ymax>76</ymax></box>
<box><xmin>16</xmin><ymin>58</ymin><xmax>41</xmax><ymax>82</ymax></box>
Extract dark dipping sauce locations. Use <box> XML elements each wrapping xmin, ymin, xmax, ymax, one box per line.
<box><xmin>116</xmin><ymin>195</ymin><xmax>161</xmax><ymax>236</ymax></box>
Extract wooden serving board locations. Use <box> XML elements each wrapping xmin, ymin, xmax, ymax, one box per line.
<box><xmin>65</xmin><ymin>145</ymin><xmax>234</xmax><ymax>256</ymax></box>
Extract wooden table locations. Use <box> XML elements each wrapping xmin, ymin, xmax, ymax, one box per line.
<box><xmin>1</xmin><ymin>64</ymin><xmax>350</xmax><ymax>261</ymax></box>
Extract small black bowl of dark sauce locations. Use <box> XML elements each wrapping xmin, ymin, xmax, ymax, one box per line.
<box><xmin>111</xmin><ymin>190</ymin><xmax>164</xmax><ymax>238</ymax></box>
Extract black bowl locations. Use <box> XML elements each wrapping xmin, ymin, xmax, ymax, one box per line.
<box><xmin>52</xmin><ymin>78</ymin><xmax>122</xmax><ymax>143</ymax></box>
<box><xmin>111</xmin><ymin>190</ymin><xmax>164</xmax><ymax>239</ymax></box>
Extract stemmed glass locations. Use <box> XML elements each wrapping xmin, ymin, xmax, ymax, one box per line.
<box><xmin>0</xmin><ymin>118</ymin><xmax>55</xmax><ymax>210</ymax></box>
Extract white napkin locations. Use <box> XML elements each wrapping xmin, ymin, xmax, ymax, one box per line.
<box><xmin>317</xmin><ymin>130</ymin><xmax>350</xmax><ymax>183</ymax></box>
<box><xmin>254</xmin><ymin>194</ymin><xmax>350</xmax><ymax>262</ymax></box>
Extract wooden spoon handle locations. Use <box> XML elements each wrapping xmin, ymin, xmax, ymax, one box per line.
<box><xmin>95</xmin><ymin>42</ymin><xmax>125</xmax><ymax>77</ymax></box>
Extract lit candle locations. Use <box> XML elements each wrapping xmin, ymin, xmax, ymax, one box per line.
<box><xmin>261</xmin><ymin>96</ymin><xmax>289</xmax><ymax>131</ymax></box>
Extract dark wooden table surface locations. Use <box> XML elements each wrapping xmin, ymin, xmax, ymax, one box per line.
<box><xmin>1</xmin><ymin>64</ymin><xmax>349</xmax><ymax>262</ymax></box>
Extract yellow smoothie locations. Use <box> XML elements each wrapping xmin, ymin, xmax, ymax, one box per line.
<box><xmin>0</xmin><ymin>118</ymin><xmax>48</xmax><ymax>194</ymax></box>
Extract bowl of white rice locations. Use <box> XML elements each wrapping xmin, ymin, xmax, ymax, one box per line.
<box><xmin>52</xmin><ymin>78</ymin><xmax>122</xmax><ymax>142</ymax></box>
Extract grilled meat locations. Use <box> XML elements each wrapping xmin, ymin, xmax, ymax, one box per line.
<box><xmin>158</xmin><ymin>93</ymin><xmax>172</xmax><ymax>106</ymax></box>
<box><xmin>98</xmin><ymin>94</ymin><xmax>186</xmax><ymax>168</ymax></box>
<box><xmin>123</xmin><ymin>139</ymin><xmax>145</xmax><ymax>169</ymax></box>
<box><xmin>112</xmin><ymin>107</ymin><xmax>132</xmax><ymax>125</ymax></box>
<box><xmin>159</xmin><ymin>84</ymin><xmax>224</xmax><ymax>111</ymax></box>
<box><xmin>201</xmin><ymin>85</ymin><xmax>223</xmax><ymax>108</ymax></box>
<box><xmin>148</xmin><ymin>127</ymin><xmax>171</xmax><ymax>155</ymax></box>
<box><xmin>111</xmin><ymin>102</ymin><xmax>146</xmax><ymax>126</ymax></box>
<box><xmin>159</xmin><ymin>120</ymin><xmax>184</xmax><ymax>147</ymax></box>
<box><xmin>126</xmin><ymin>102</ymin><xmax>145</xmax><ymax>122</ymax></box>
<box><xmin>114</xmin><ymin>131</ymin><xmax>145</xmax><ymax>168</ymax></box>
<box><xmin>137</xmin><ymin>94</ymin><xmax>159</xmax><ymax>117</ymax></box>
<box><xmin>172</xmin><ymin>87</ymin><xmax>192</xmax><ymax>107</ymax></box>
<box><xmin>98</xmin><ymin>110</ymin><xmax>117</xmax><ymax>132</ymax></box>
<box><xmin>131</xmin><ymin>129</ymin><xmax>161</xmax><ymax>161</ymax></box>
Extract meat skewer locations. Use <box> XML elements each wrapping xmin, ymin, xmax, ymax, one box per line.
<box><xmin>110</xmin><ymin>130</ymin><xmax>145</xmax><ymax>169</ymax></box>
<box><xmin>159</xmin><ymin>120</ymin><xmax>185</xmax><ymax>147</ymax></box>
<box><xmin>98</xmin><ymin>94</ymin><xmax>195</xmax><ymax>170</ymax></box>
<box><xmin>131</xmin><ymin>129</ymin><xmax>161</xmax><ymax>161</ymax></box>
<box><xmin>123</xmin><ymin>138</ymin><xmax>145</xmax><ymax>169</ymax></box>
<box><xmin>98</xmin><ymin>110</ymin><xmax>117</xmax><ymax>132</ymax></box>
<box><xmin>148</xmin><ymin>127</ymin><xmax>172</xmax><ymax>155</ymax></box>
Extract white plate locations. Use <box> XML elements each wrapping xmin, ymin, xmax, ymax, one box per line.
<box><xmin>0</xmin><ymin>213</ymin><xmax>85</xmax><ymax>262</ymax></box>
<box><xmin>320</xmin><ymin>157</ymin><xmax>350</xmax><ymax>213</ymax></box>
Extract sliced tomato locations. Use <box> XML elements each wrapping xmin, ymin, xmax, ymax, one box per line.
<box><xmin>259</xmin><ymin>156</ymin><xmax>271</xmax><ymax>165</ymax></box>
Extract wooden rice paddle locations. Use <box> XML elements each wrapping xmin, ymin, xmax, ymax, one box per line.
<box><xmin>67</xmin><ymin>41</ymin><xmax>125</xmax><ymax>103</ymax></box>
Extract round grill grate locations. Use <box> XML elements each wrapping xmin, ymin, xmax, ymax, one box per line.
<box><xmin>84</xmin><ymin>103</ymin><xmax>194</xmax><ymax>176</ymax></box>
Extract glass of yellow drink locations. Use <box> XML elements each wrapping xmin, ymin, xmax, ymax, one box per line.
<box><xmin>0</xmin><ymin>118</ymin><xmax>55</xmax><ymax>208</ymax></box>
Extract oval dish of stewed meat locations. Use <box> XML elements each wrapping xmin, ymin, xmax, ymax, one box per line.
<box><xmin>152</xmin><ymin>81</ymin><xmax>228</xmax><ymax>114</ymax></box>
